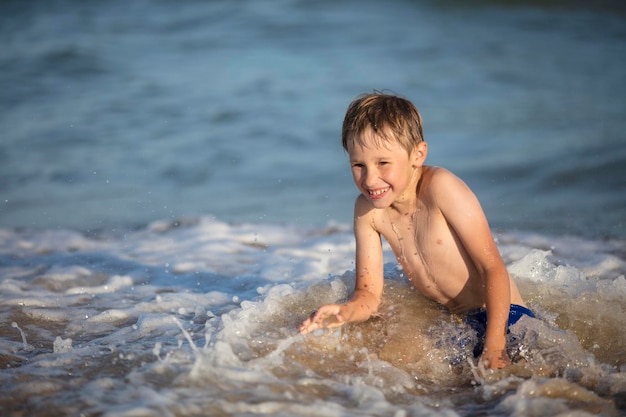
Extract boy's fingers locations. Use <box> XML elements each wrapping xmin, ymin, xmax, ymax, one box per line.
<box><xmin>299</xmin><ymin>321</ymin><xmax>318</xmax><ymax>335</ymax></box>
<box><xmin>299</xmin><ymin>310</ymin><xmax>325</xmax><ymax>334</ymax></box>
<box><xmin>299</xmin><ymin>306</ymin><xmax>344</xmax><ymax>335</ymax></box>
<box><xmin>480</xmin><ymin>350</ymin><xmax>510</xmax><ymax>369</ymax></box>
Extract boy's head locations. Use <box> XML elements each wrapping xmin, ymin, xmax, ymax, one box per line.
<box><xmin>341</xmin><ymin>93</ymin><xmax>425</xmax><ymax>155</ymax></box>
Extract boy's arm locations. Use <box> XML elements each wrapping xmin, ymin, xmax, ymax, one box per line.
<box><xmin>299</xmin><ymin>196</ymin><xmax>384</xmax><ymax>335</ymax></box>
<box><xmin>433</xmin><ymin>170</ymin><xmax>511</xmax><ymax>368</ymax></box>
<box><xmin>350</xmin><ymin>195</ymin><xmax>385</xmax><ymax>319</ymax></box>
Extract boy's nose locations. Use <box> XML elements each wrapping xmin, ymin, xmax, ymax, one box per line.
<box><xmin>364</xmin><ymin>168</ymin><xmax>379</xmax><ymax>187</ymax></box>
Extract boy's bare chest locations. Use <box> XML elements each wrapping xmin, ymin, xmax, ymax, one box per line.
<box><xmin>383</xmin><ymin>207</ymin><xmax>446</xmax><ymax>255</ymax></box>
<box><xmin>380</xmin><ymin>208</ymin><xmax>468</xmax><ymax>300</ymax></box>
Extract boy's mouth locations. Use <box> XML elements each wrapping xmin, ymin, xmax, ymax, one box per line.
<box><xmin>367</xmin><ymin>187</ymin><xmax>389</xmax><ymax>199</ymax></box>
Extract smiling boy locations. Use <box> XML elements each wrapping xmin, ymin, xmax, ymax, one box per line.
<box><xmin>299</xmin><ymin>93</ymin><xmax>533</xmax><ymax>369</ymax></box>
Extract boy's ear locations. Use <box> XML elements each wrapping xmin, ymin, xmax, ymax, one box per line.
<box><xmin>412</xmin><ymin>141</ymin><xmax>428</xmax><ymax>167</ymax></box>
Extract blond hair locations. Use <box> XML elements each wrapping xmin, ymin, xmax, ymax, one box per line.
<box><xmin>341</xmin><ymin>93</ymin><xmax>424</xmax><ymax>154</ymax></box>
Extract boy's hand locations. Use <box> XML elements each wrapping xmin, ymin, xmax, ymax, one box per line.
<box><xmin>480</xmin><ymin>348</ymin><xmax>511</xmax><ymax>369</ymax></box>
<box><xmin>299</xmin><ymin>304</ymin><xmax>348</xmax><ymax>335</ymax></box>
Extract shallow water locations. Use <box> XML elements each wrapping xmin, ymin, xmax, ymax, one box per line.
<box><xmin>1</xmin><ymin>218</ymin><xmax>625</xmax><ymax>416</ymax></box>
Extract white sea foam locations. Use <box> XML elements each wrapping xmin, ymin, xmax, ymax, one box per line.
<box><xmin>0</xmin><ymin>217</ymin><xmax>624</xmax><ymax>416</ymax></box>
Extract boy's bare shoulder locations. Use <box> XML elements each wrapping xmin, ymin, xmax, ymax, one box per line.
<box><xmin>422</xmin><ymin>166</ymin><xmax>469</xmax><ymax>198</ymax></box>
<box><xmin>424</xmin><ymin>166</ymin><xmax>458</xmax><ymax>183</ymax></box>
<box><xmin>353</xmin><ymin>194</ymin><xmax>386</xmax><ymax>230</ymax></box>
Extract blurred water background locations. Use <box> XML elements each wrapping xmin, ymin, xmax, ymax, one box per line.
<box><xmin>1</xmin><ymin>0</ymin><xmax>624</xmax><ymax>238</ymax></box>
<box><xmin>1</xmin><ymin>1</ymin><xmax>626</xmax><ymax>416</ymax></box>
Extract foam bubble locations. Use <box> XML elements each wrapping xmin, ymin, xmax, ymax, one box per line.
<box><xmin>53</xmin><ymin>336</ymin><xmax>73</xmax><ymax>353</ymax></box>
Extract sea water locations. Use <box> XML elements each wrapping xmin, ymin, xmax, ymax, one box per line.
<box><xmin>0</xmin><ymin>220</ymin><xmax>625</xmax><ymax>416</ymax></box>
<box><xmin>1</xmin><ymin>0</ymin><xmax>625</xmax><ymax>416</ymax></box>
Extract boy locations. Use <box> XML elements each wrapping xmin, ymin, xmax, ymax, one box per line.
<box><xmin>299</xmin><ymin>93</ymin><xmax>533</xmax><ymax>369</ymax></box>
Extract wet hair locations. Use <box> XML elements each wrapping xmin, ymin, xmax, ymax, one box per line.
<box><xmin>341</xmin><ymin>92</ymin><xmax>424</xmax><ymax>154</ymax></box>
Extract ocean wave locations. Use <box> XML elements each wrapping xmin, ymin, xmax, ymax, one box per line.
<box><xmin>0</xmin><ymin>217</ymin><xmax>624</xmax><ymax>416</ymax></box>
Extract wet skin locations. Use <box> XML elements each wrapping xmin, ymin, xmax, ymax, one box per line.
<box><xmin>300</xmin><ymin>128</ymin><xmax>526</xmax><ymax>369</ymax></box>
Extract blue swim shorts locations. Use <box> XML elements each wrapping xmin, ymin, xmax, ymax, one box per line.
<box><xmin>465</xmin><ymin>304</ymin><xmax>536</xmax><ymax>358</ymax></box>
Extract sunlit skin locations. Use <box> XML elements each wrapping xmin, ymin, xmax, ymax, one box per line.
<box><xmin>299</xmin><ymin>127</ymin><xmax>526</xmax><ymax>369</ymax></box>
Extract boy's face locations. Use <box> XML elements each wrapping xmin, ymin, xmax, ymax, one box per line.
<box><xmin>347</xmin><ymin>127</ymin><xmax>424</xmax><ymax>209</ymax></box>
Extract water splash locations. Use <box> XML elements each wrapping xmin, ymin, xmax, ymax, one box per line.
<box><xmin>11</xmin><ymin>322</ymin><xmax>34</xmax><ymax>352</ymax></box>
